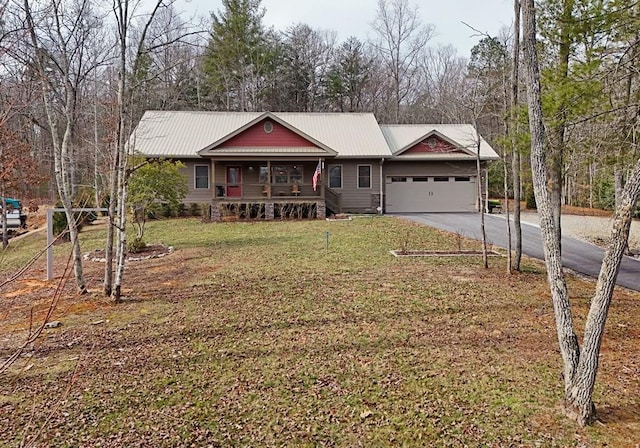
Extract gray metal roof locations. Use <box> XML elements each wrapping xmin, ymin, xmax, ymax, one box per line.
<box><xmin>129</xmin><ymin>111</ymin><xmax>391</xmax><ymax>158</ymax></box>
<box><xmin>129</xmin><ymin>111</ymin><xmax>501</xmax><ymax>161</ymax></box>
<box><xmin>380</xmin><ymin>124</ymin><xmax>501</xmax><ymax>160</ymax></box>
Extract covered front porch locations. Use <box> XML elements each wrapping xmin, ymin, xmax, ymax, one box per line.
<box><xmin>207</xmin><ymin>159</ymin><xmax>342</xmax><ymax>221</ymax></box>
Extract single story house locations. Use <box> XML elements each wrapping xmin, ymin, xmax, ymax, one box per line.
<box><xmin>129</xmin><ymin>111</ymin><xmax>500</xmax><ymax>220</ymax></box>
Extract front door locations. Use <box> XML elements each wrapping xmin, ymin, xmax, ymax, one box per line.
<box><xmin>226</xmin><ymin>166</ymin><xmax>242</xmax><ymax>197</ymax></box>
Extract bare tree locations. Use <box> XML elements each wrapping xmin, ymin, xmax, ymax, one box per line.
<box><xmin>23</xmin><ymin>0</ymin><xmax>108</xmax><ymax>293</ymax></box>
<box><xmin>522</xmin><ymin>0</ymin><xmax>640</xmax><ymax>426</ymax></box>
<box><xmin>510</xmin><ymin>0</ymin><xmax>522</xmax><ymax>271</ymax></box>
<box><xmin>371</xmin><ymin>0</ymin><xmax>433</xmax><ymax>123</ymax></box>
<box><xmin>106</xmin><ymin>0</ymin><xmax>198</xmax><ymax>301</ymax></box>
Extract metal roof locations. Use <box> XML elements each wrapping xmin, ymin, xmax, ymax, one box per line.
<box><xmin>128</xmin><ymin>112</ymin><xmax>501</xmax><ymax>161</ymax></box>
<box><xmin>129</xmin><ymin>111</ymin><xmax>391</xmax><ymax>158</ymax></box>
<box><xmin>380</xmin><ymin>124</ymin><xmax>501</xmax><ymax>160</ymax></box>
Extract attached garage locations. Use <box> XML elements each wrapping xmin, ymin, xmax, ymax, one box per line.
<box><xmin>385</xmin><ymin>175</ymin><xmax>477</xmax><ymax>213</ymax></box>
<box><xmin>380</xmin><ymin>124</ymin><xmax>500</xmax><ymax>213</ymax></box>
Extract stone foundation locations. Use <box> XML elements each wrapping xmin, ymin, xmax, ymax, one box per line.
<box><xmin>316</xmin><ymin>201</ymin><xmax>326</xmax><ymax>219</ymax></box>
<box><xmin>265</xmin><ymin>203</ymin><xmax>275</xmax><ymax>220</ymax></box>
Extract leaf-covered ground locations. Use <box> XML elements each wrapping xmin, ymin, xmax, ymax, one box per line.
<box><xmin>1</xmin><ymin>217</ymin><xmax>638</xmax><ymax>447</ymax></box>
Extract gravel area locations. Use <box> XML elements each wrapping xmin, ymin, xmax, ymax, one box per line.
<box><xmin>520</xmin><ymin>212</ymin><xmax>640</xmax><ymax>252</ymax></box>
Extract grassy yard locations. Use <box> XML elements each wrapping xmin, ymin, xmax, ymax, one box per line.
<box><xmin>0</xmin><ymin>216</ymin><xmax>639</xmax><ymax>447</ymax></box>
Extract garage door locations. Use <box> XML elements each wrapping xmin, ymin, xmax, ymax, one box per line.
<box><xmin>385</xmin><ymin>175</ymin><xmax>477</xmax><ymax>212</ymax></box>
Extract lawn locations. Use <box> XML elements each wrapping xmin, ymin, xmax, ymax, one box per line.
<box><xmin>0</xmin><ymin>216</ymin><xmax>639</xmax><ymax>447</ymax></box>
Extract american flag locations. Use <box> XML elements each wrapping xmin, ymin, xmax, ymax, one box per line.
<box><xmin>312</xmin><ymin>160</ymin><xmax>322</xmax><ymax>191</ymax></box>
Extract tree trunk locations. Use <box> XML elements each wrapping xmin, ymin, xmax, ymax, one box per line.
<box><xmin>614</xmin><ymin>159</ymin><xmax>625</xmax><ymax>209</ymax></box>
<box><xmin>510</xmin><ymin>0</ymin><xmax>521</xmax><ymax>272</ymax></box>
<box><xmin>24</xmin><ymin>0</ymin><xmax>87</xmax><ymax>293</ymax></box>
<box><xmin>565</xmin><ymin>158</ymin><xmax>640</xmax><ymax>425</ymax></box>
<box><xmin>476</xmin><ymin>125</ymin><xmax>488</xmax><ymax>269</ymax></box>
<box><xmin>103</xmin><ymin>144</ymin><xmax>118</xmax><ymax>296</ymax></box>
<box><xmin>1</xmin><ymin>194</ymin><xmax>8</xmax><ymax>249</ymax></box>
<box><xmin>522</xmin><ymin>0</ymin><xmax>581</xmax><ymax>403</ymax></box>
<box><xmin>549</xmin><ymin>0</ymin><xmax>575</xmax><ymax>250</ymax></box>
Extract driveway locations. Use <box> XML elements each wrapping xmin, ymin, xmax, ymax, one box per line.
<box><xmin>396</xmin><ymin>212</ymin><xmax>640</xmax><ymax>292</ymax></box>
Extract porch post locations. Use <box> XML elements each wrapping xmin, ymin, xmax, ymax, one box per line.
<box><xmin>267</xmin><ymin>160</ymin><xmax>271</xmax><ymax>199</ymax></box>
<box><xmin>211</xmin><ymin>160</ymin><xmax>216</xmax><ymax>199</ymax></box>
<box><xmin>320</xmin><ymin>158</ymin><xmax>325</xmax><ymax>199</ymax></box>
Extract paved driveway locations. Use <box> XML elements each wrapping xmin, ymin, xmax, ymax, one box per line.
<box><xmin>396</xmin><ymin>212</ymin><xmax>640</xmax><ymax>292</ymax></box>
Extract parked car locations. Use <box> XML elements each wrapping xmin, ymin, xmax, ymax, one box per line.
<box><xmin>1</xmin><ymin>198</ymin><xmax>27</xmax><ymax>232</ymax></box>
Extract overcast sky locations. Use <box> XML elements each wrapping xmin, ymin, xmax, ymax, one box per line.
<box><xmin>180</xmin><ymin>0</ymin><xmax>516</xmax><ymax>58</ymax></box>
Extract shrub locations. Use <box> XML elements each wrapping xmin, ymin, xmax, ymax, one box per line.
<box><xmin>189</xmin><ymin>203</ymin><xmax>201</xmax><ymax>217</ymax></box>
<box><xmin>128</xmin><ymin>237</ymin><xmax>147</xmax><ymax>253</ymax></box>
<box><xmin>52</xmin><ymin>203</ymin><xmax>98</xmax><ymax>241</ymax></box>
<box><xmin>525</xmin><ymin>186</ymin><xmax>537</xmax><ymax>209</ymax></box>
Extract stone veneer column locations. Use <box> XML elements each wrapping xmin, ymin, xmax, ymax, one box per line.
<box><xmin>210</xmin><ymin>202</ymin><xmax>221</xmax><ymax>222</ymax></box>
<box><xmin>316</xmin><ymin>201</ymin><xmax>326</xmax><ymax>219</ymax></box>
<box><xmin>265</xmin><ymin>203</ymin><xmax>274</xmax><ymax>220</ymax></box>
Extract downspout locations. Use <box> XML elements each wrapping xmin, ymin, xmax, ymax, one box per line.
<box><xmin>379</xmin><ymin>158</ymin><xmax>385</xmax><ymax>214</ymax></box>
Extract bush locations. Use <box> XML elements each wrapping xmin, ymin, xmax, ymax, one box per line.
<box><xmin>128</xmin><ymin>237</ymin><xmax>147</xmax><ymax>253</ymax></box>
<box><xmin>52</xmin><ymin>203</ymin><xmax>98</xmax><ymax>241</ymax></box>
<box><xmin>189</xmin><ymin>203</ymin><xmax>201</xmax><ymax>217</ymax></box>
<box><xmin>525</xmin><ymin>186</ymin><xmax>537</xmax><ymax>209</ymax></box>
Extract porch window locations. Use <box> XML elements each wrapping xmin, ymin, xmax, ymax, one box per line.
<box><xmin>271</xmin><ymin>165</ymin><xmax>303</xmax><ymax>184</ymax></box>
<box><xmin>357</xmin><ymin>165</ymin><xmax>371</xmax><ymax>189</ymax></box>
<box><xmin>194</xmin><ymin>165</ymin><xmax>209</xmax><ymax>189</ymax></box>
<box><xmin>259</xmin><ymin>166</ymin><xmax>269</xmax><ymax>184</ymax></box>
<box><xmin>290</xmin><ymin>165</ymin><xmax>303</xmax><ymax>184</ymax></box>
<box><xmin>328</xmin><ymin>165</ymin><xmax>342</xmax><ymax>189</ymax></box>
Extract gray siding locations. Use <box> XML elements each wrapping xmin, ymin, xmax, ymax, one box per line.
<box><xmin>181</xmin><ymin>160</ymin><xmax>213</xmax><ymax>203</ymax></box>
<box><xmin>331</xmin><ymin>159</ymin><xmax>382</xmax><ymax>213</ymax></box>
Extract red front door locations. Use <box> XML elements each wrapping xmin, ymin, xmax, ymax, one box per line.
<box><xmin>226</xmin><ymin>166</ymin><xmax>242</xmax><ymax>197</ymax></box>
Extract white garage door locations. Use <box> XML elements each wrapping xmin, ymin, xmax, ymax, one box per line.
<box><xmin>385</xmin><ymin>175</ymin><xmax>477</xmax><ymax>212</ymax></box>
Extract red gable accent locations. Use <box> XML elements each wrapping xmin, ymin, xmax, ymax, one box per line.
<box><xmin>221</xmin><ymin>118</ymin><xmax>318</xmax><ymax>148</ymax></box>
<box><xmin>405</xmin><ymin>135</ymin><xmax>462</xmax><ymax>154</ymax></box>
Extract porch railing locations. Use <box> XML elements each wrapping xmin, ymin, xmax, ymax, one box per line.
<box><xmin>324</xmin><ymin>186</ymin><xmax>342</xmax><ymax>214</ymax></box>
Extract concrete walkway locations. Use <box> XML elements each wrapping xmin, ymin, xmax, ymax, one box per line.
<box><xmin>396</xmin><ymin>212</ymin><xmax>640</xmax><ymax>292</ymax></box>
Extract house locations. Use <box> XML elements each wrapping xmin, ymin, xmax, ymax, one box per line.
<box><xmin>129</xmin><ymin>111</ymin><xmax>500</xmax><ymax>221</ymax></box>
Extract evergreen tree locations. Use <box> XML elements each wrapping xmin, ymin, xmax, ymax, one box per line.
<box><xmin>203</xmin><ymin>0</ymin><xmax>270</xmax><ymax>111</ymax></box>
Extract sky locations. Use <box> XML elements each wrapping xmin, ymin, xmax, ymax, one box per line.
<box><xmin>180</xmin><ymin>0</ymin><xmax>516</xmax><ymax>58</ymax></box>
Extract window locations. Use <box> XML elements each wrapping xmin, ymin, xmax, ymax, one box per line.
<box><xmin>358</xmin><ymin>165</ymin><xmax>371</xmax><ymax>189</ymax></box>
<box><xmin>259</xmin><ymin>166</ymin><xmax>269</xmax><ymax>184</ymax></box>
<box><xmin>390</xmin><ymin>176</ymin><xmax>407</xmax><ymax>182</ymax></box>
<box><xmin>455</xmin><ymin>176</ymin><xmax>471</xmax><ymax>182</ymax></box>
<box><xmin>264</xmin><ymin>121</ymin><xmax>274</xmax><ymax>133</ymax></box>
<box><xmin>271</xmin><ymin>165</ymin><xmax>303</xmax><ymax>184</ymax></box>
<box><xmin>195</xmin><ymin>165</ymin><xmax>209</xmax><ymax>189</ymax></box>
<box><xmin>412</xmin><ymin>176</ymin><xmax>429</xmax><ymax>182</ymax></box>
<box><xmin>290</xmin><ymin>165</ymin><xmax>303</xmax><ymax>184</ymax></box>
<box><xmin>433</xmin><ymin>176</ymin><xmax>449</xmax><ymax>182</ymax></box>
<box><xmin>328</xmin><ymin>165</ymin><xmax>342</xmax><ymax>189</ymax></box>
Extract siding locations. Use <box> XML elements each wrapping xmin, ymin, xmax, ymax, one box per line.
<box><xmin>331</xmin><ymin>159</ymin><xmax>382</xmax><ymax>213</ymax></box>
<box><xmin>223</xmin><ymin>119</ymin><xmax>317</xmax><ymax>148</ymax></box>
<box><xmin>405</xmin><ymin>136</ymin><xmax>458</xmax><ymax>154</ymax></box>
<box><xmin>181</xmin><ymin>160</ymin><xmax>213</xmax><ymax>203</ymax></box>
